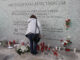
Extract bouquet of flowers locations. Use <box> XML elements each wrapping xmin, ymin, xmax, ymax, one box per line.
<box><xmin>60</xmin><ymin>40</ymin><xmax>72</xmax><ymax>47</ymax></box>
<box><xmin>65</xmin><ymin>19</ymin><xmax>71</xmax><ymax>28</ymax></box>
<box><xmin>16</xmin><ymin>44</ymin><xmax>30</xmax><ymax>55</ymax></box>
<box><xmin>0</xmin><ymin>40</ymin><xmax>8</xmax><ymax>47</ymax></box>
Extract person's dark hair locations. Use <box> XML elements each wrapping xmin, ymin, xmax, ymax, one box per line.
<box><xmin>30</xmin><ymin>15</ymin><xmax>37</xmax><ymax>19</ymax></box>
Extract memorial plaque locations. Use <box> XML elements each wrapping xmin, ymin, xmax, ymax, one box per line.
<box><xmin>0</xmin><ymin>0</ymin><xmax>80</xmax><ymax>49</ymax></box>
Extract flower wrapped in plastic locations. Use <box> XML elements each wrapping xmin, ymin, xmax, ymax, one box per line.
<box><xmin>16</xmin><ymin>44</ymin><xmax>30</xmax><ymax>55</ymax></box>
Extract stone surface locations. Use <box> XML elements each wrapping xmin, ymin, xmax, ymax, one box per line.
<box><xmin>0</xmin><ymin>0</ymin><xmax>80</xmax><ymax>49</ymax></box>
<box><xmin>0</xmin><ymin>47</ymin><xmax>80</xmax><ymax>60</ymax></box>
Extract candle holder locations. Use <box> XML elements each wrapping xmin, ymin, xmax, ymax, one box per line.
<box><xmin>13</xmin><ymin>40</ymin><xmax>15</xmax><ymax>44</ymax></box>
<box><xmin>8</xmin><ymin>41</ymin><xmax>13</xmax><ymax>48</ymax></box>
<box><xmin>52</xmin><ymin>49</ymin><xmax>59</xmax><ymax>60</ymax></box>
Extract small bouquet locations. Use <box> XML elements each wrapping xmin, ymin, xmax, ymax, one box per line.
<box><xmin>16</xmin><ymin>44</ymin><xmax>30</xmax><ymax>55</ymax></box>
<box><xmin>0</xmin><ymin>40</ymin><xmax>8</xmax><ymax>47</ymax></box>
<box><xmin>65</xmin><ymin>19</ymin><xmax>71</xmax><ymax>29</ymax></box>
<box><xmin>60</xmin><ymin>40</ymin><xmax>72</xmax><ymax>47</ymax></box>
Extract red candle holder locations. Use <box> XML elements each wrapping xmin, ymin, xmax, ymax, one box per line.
<box><xmin>42</xmin><ymin>42</ymin><xmax>45</xmax><ymax>47</ymax></box>
<box><xmin>64</xmin><ymin>43</ymin><xmax>67</xmax><ymax>45</ymax></box>
<box><xmin>13</xmin><ymin>40</ymin><xmax>15</xmax><ymax>44</ymax></box>
<box><xmin>48</xmin><ymin>48</ymin><xmax>51</xmax><ymax>51</ymax></box>
<box><xmin>40</xmin><ymin>42</ymin><xmax>45</xmax><ymax>50</ymax></box>
<box><xmin>37</xmin><ymin>45</ymin><xmax>40</xmax><ymax>51</ymax></box>
<box><xmin>9</xmin><ymin>41</ymin><xmax>11</xmax><ymax>45</ymax></box>
<box><xmin>65</xmin><ymin>48</ymin><xmax>70</xmax><ymax>52</ymax></box>
<box><xmin>40</xmin><ymin>42</ymin><xmax>43</xmax><ymax>47</ymax></box>
<box><xmin>41</xmin><ymin>47</ymin><xmax>44</xmax><ymax>52</ymax></box>
<box><xmin>22</xmin><ymin>42</ymin><xmax>24</xmax><ymax>45</ymax></box>
<box><xmin>45</xmin><ymin>45</ymin><xmax>48</xmax><ymax>51</ymax></box>
<box><xmin>52</xmin><ymin>50</ymin><xmax>58</xmax><ymax>57</ymax></box>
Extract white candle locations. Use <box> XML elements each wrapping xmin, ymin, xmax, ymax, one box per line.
<box><xmin>59</xmin><ymin>47</ymin><xmax>61</xmax><ymax>51</ymax></box>
<box><xmin>74</xmin><ymin>48</ymin><xmax>76</xmax><ymax>53</ymax></box>
<box><xmin>8</xmin><ymin>42</ymin><xmax>13</xmax><ymax>49</ymax></box>
<box><xmin>48</xmin><ymin>44</ymin><xmax>50</xmax><ymax>47</ymax></box>
<box><xmin>55</xmin><ymin>46</ymin><xmax>58</xmax><ymax>50</ymax></box>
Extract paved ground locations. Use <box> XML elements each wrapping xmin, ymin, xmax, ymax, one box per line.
<box><xmin>0</xmin><ymin>47</ymin><xmax>80</xmax><ymax>60</ymax></box>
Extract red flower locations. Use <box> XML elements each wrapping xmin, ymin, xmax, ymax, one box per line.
<box><xmin>66</xmin><ymin>19</ymin><xmax>70</xmax><ymax>22</ymax></box>
<box><xmin>65</xmin><ymin>19</ymin><xmax>71</xmax><ymax>28</ymax></box>
<box><xmin>64</xmin><ymin>43</ymin><xmax>67</xmax><ymax>46</ymax></box>
<box><xmin>66</xmin><ymin>40</ymin><xmax>70</xmax><ymax>42</ymax></box>
<box><xmin>52</xmin><ymin>50</ymin><xmax>58</xmax><ymax>56</ymax></box>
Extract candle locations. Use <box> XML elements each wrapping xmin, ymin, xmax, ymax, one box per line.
<box><xmin>9</xmin><ymin>41</ymin><xmax>11</xmax><ymax>44</ymax></box>
<box><xmin>48</xmin><ymin>48</ymin><xmax>51</xmax><ymax>51</ymax></box>
<box><xmin>52</xmin><ymin>50</ymin><xmax>58</xmax><ymax>56</ymax></box>
<box><xmin>55</xmin><ymin>46</ymin><xmax>58</xmax><ymax>51</ymax></box>
<box><xmin>41</xmin><ymin>47</ymin><xmax>44</xmax><ymax>52</ymax></box>
<box><xmin>59</xmin><ymin>47</ymin><xmax>61</xmax><ymax>51</ymax></box>
<box><xmin>74</xmin><ymin>48</ymin><xmax>76</xmax><ymax>53</ymax></box>
<box><xmin>13</xmin><ymin>40</ymin><xmax>15</xmax><ymax>44</ymax></box>
<box><xmin>8</xmin><ymin>41</ymin><xmax>13</xmax><ymax>48</ymax></box>
<box><xmin>65</xmin><ymin>48</ymin><xmax>70</xmax><ymax>52</ymax></box>
<box><xmin>22</xmin><ymin>42</ymin><xmax>24</xmax><ymax>45</ymax></box>
<box><xmin>45</xmin><ymin>45</ymin><xmax>48</xmax><ymax>51</ymax></box>
<box><xmin>37</xmin><ymin>45</ymin><xmax>40</xmax><ymax>51</ymax></box>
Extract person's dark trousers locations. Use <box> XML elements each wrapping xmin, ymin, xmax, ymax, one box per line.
<box><xmin>26</xmin><ymin>33</ymin><xmax>38</xmax><ymax>54</ymax></box>
<box><xmin>33</xmin><ymin>41</ymin><xmax>37</xmax><ymax>54</ymax></box>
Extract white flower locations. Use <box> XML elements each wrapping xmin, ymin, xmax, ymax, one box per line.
<box><xmin>61</xmin><ymin>40</ymin><xmax>68</xmax><ymax>45</ymax></box>
<box><xmin>20</xmin><ymin>49</ymin><xmax>22</xmax><ymax>52</ymax></box>
<box><xmin>16</xmin><ymin>44</ymin><xmax>21</xmax><ymax>50</ymax></box>
<box><xmin>64</xmin><ymin>40</ymin><xmax>68</xmax><ymax>43</ymax></box>
<box><xmin>27</xmin><ymin>43</ymin><xmax>30</xmax><ymax>47</ymax></box>
<box><xmin>21</xmin><ymin>45</ymin><xmax>27</xmax><ymax>52</ymax></box>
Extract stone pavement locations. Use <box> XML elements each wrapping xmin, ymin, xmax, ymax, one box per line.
<box><xmin>0</xmin><ymin>47</ymin><xmax>80</xmax><ymax>60</ymax></box>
